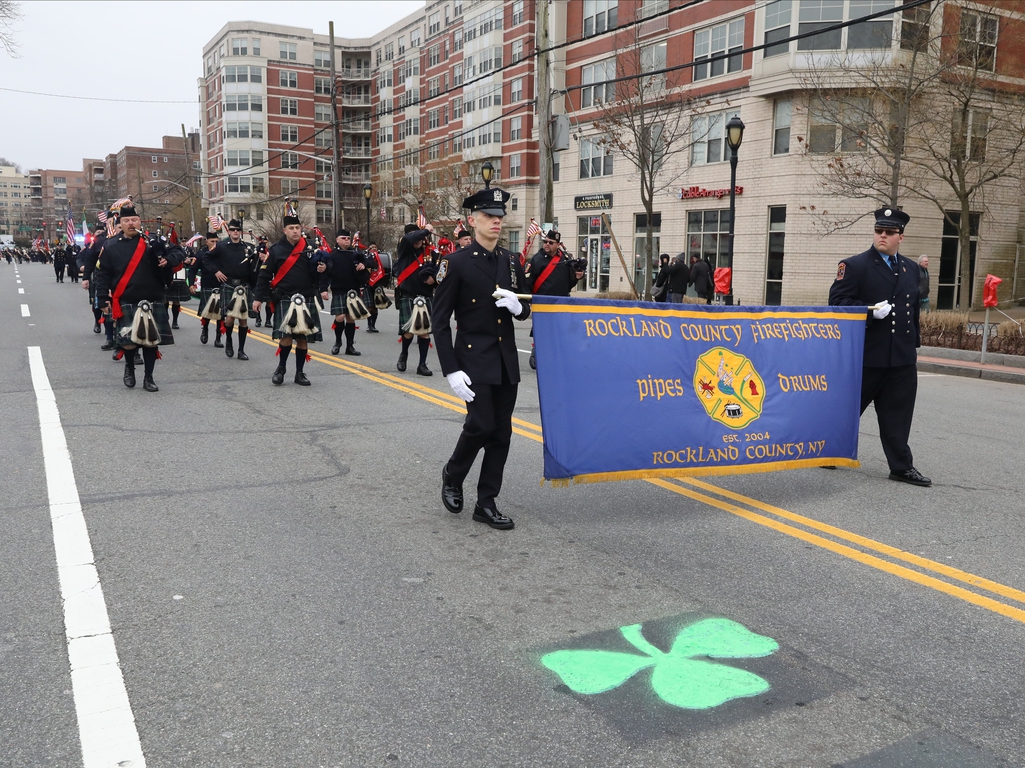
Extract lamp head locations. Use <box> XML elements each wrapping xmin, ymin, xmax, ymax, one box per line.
<box><xmin>363</xmin><ymin>183</ymin><xmax>372</xmax><ymax>201</ymax></box>
<box><xmin>726</xmin><ymin>116</ymin><xmax>746</xmax><ymax>151</ymax></box>
<box><xmin>481</xmin><ymin>161</ymin><xmax>494</xmax><ymax>188</ymax></box>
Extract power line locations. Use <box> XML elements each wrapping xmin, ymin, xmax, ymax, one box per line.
<box><xmin>0</xmin><ymin>86</ymin><xmax>194</xmax><ymax>104</ymax></box>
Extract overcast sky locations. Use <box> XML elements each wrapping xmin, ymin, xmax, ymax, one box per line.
<box><xmin>0</xmin><ymin>1</ymin><xmax>424</xmax><ymax>172</ymax></box>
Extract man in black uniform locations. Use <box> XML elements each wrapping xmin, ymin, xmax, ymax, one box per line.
<box><xmin>53</xmin><ymin>246</ymin><xmax>66</xmax><ymax>283</ymax></box>
<box><xmin>196</xmin><ymin>233</ymin><xmax>225</xmax><ymax>348</ymax></box>
<box><xmin>394</xmin><ymin>222</ymin><xmax>437</xmax><ymax>375</ymax></box>
<box><xmin>829</xmin><ymin>207</ymin><xmax>930</xmax><ymax>487</ymax></box>
<box><xmin>323</xmin><ymin>227</ymin><xmax>370</xmax><ymax>356</ymax></box>
<box><xmin>93</xmin><ymin>205</ymin><xmax>183</xmax><ymax>392</ymax></box>
<box><xmin>524</xmin><ymin>229</ymin><xmax>584</xmax><ymax>369</ymax></box>
<box><xmin>253</xmin><ymin>209</ymin><xmax>326</xmax><ymax>386</ymax></box>
<box><xmin>205</xmin><ymin>219</ymin><xmax>258</xmax><ymax>360</ymax></box>
<box><xmin>454</xmin><ymin>226</ymin><xmax>472</xmax><ymax>249</ymax></box>
<box><xmin>433</xmin><ymin>186</ymin><xmax>531</xmax><ymax>530</ymax></box>
<box><xmin>66</xmin><ymin>243</ymin><xmax>79</xmax><ymax>283</ymax></box>
<box><xmin>79</xmin><ymin>224</ymin><xmax>108</xmax><ymax>339</ymax></box>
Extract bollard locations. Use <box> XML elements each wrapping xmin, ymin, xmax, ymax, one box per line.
<box><xmin>981</xmin><ymin>306</ymin><xmax>991</xmax><ymax>364</ymax></box>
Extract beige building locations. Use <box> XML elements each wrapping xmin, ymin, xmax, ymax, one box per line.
<box><xmin>0</xmin><ymin>164</ymin><xmax>32</xmax><ymax>244</ymax></box>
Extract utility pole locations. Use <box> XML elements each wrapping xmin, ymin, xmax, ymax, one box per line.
<box><xmin>181</xmin><ymin>123</ymin><xmax>198</xmax><ymax>233</ymax></box>
<box><xmin>329</xmin><ymin>21</ymin><xmax>342</xmax><ymax>233</ymax></box>
<box><xmin>536</xmin><ymin>0</ymin><xmax>553</xmax><ymax>225</ymax></box>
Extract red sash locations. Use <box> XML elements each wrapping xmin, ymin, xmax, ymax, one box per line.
<box><xmin>395</xmin><ymin>254</ymin><xmax>425</xmax><ymax>288</ymax></box>
<box><xmin>533</xmin><ymin>254</ymin><xmax>562</xmax><ymax>293</ymax></box>
<box><xmin>110</xmin><ymin>236</ymin><xmax>149</xmax><ymax>320</ymax></box>
<box><xmin>270</xmin><ymin>237</ymin><xmax>307</xmax><ymax>289</ymax></box>
<box><xmin>368</xmin><ymin>252</ymin><xmax>385</xmax><ymax>286</ymax></box>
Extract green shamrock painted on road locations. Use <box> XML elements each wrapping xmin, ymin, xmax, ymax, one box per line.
<box><xmin>541</xmin><ymin>618</ymin><xmax>778</xmax><ymax>709</ymax></box>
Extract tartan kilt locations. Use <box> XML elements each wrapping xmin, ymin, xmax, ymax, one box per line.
<box><xmin>330</xmin><ymin>290</ymin><xmax>364</xmax><ymax>317</ymax></box>
<box><xmin>219</xmin><ymin>283</ymin><xmax>253</xmax><ymax>320</ymax></box>
<box><xmin>271</xmin><ymin>294</ymin><xmax>323</xmax><ymax>342</ymax></box>
<box><xmin>398</xmin><ymin>293</ymin><xmax>432</xmax><ymax>336</ymax></box>
<box><xmin>198</xmin><ymin>285</ymin><xmax>220</xmax><ymax>319</ymax></box>
<box><xmin>114</xmin><ymin>301</ymin><xmax>174</xmax><ymax>348</ymax></box>
<box><xmin>88</xmin><ymin>280</ymin><xmax>97</xmax><ymax>304</ymax></box>
<box><xmin>164</xmin><ymin>279</ymin><xmax>194</xmax><ymax>303</ymax></box>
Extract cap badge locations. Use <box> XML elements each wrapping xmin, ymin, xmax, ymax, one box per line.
<box><xmin>884</xmin><ymin>209</ymin><xmax>892</xmax><ymax>216</ymax></box>
<box><xmin>493</xmin><ymin>190</ymin><xmax>502</xmax><ymax>201</ymax></box>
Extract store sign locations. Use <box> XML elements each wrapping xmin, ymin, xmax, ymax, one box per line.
<box><xmin>575</xmin><ymin>193</ymin><xmax>614</xmax><ymax>210</ymax></box>
<box><xmin>678</xmin><ymin>186</ymin><xmax>744</xmax><ymax>200</ymax></box>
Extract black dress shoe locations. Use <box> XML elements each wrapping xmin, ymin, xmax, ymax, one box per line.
<box><xmin>200</xmin><ymin>326</ymin><xmax>209</xmax><ymax>344</ymax></box>
<box><xmin>237</xmin><ymin>350</ymin><xmax>249</xmax><ymax>361</ymax></box>
<box><xmin>416</xmin><ymin>363</ymin><xmax>432</xmax><ymax>376</ymax></box>
<box><xmin>123</xmin><ymin>365</ymin><xmax>136</xmax><ymax>388</ymax></box>
<box><xmin>214</xmin><ymin>336</ymin><xmax>224</xmax><ymax>348</ymax></box>
<box><xmin>142</xmin><ymin>376</ymin><xmax>159</xmax><ymax>392</ymax></box>
<box><xmin>112</xmin><ymin>350</ymin><xmax>120</xmax><ymax>361</ymax></box>
<box><xmin>366</xmin><ymin>326</ymin><xmax>379</xmax><ymax>333</ymax></box>
<box><xmin>255</xmin><ymin>318</ymin><xmax>262</xmax><ymax>327</ymax></box>
<box><xmin>472</xmin><ymin>504</ymin><xmax>514</xmax><ymax>530</ymax></box>
<box><xmin>345</xmin><ymin>346</ymin><xmax>361</xmax><ymax>356</ymax></box>
<box><xmin>171</xmin><ymin>323</ymin><xmax>179</xmax><ymax>329</ymax></box>
<box><xmin>442</xmin><ymin>464</ymin><xmax>463</xmax><ymax>513</ymax></box>
<box><xmin>529</xmin><ymin>349</ymin><xmax>536</xmax><ymax>370</ymax></box>
<box><xmin>100</xmin><ymin>341</ymin><xmax>115</xmax><ymax>351</ymax></box>
<box><xmin>225</xmin><ymin>341</ymin><xmax>234</xmax><ymax>358</ymax></box>
<box><xmin>271</xmin><ymin>366</ymin><xmax>285</xmax><ymax>385</ymax></box>
<box><xmin>93</xmin><ymin>322</ymin><xmax>101</xmax><ymax>334</ymax></box>
<box><xmin>889</xmin><ymin>468</ymin><xmax>932</xmax><ymax>487</ymax></box>
<box><xmin>397</xmin><ymin>351</ymin><xmax>407</xmax><ymax>372</ymax></box>
<box><xmin>331</xmin><ymin>344</ymin><xmax>341</xmax><ymax>355</ymax></box>
<box><xmin>294</xmin><ymin>372</ymin><xmax>311</xmax><ymax>386</ymax></box>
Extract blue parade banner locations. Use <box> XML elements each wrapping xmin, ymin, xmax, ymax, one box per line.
<box><xmin>531</xmin><ymin>297</ymin><xmax>867</xmax><ymax>484</ymax></box>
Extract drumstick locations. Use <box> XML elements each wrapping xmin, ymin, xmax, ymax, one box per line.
<box><xmin>492</xmin><ymin>291</ymin><xmax>532</xmax><ymax>300</ymax></box>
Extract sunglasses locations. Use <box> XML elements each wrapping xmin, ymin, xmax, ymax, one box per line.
<box><xmin>544</xmin><ymin>239</ymin><xmax>559</xmax><ymax>244</ymax></box>
<box><xmin>874</xmin><ymin>228</ymin><xmax>900</xmax><ymax>236</ymax></box>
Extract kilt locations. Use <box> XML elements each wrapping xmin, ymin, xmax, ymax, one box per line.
<box><xmin>330</xmin><ymin>289</ymin><xmax>365</xmax><ymax>317</ymax></box>
<box><xmin>398</xmin><ymin>293</ymin><xmax>432</xmax><ymax>336</ymax></box>
<box><xmin>114</xmin><ymin>301</ymin><xmax>174</xmax><ymax>348</ymax></box>
<box><xmin>219</xmin><ymin>282</ymin><xmax>253</xmax><ymax>320</ymax></box>
<box><xmin>271</xmin><ymin>294</ymin><xmax>323</xmax><ymax>342</ymax></box>
<box><xmin>198</xmin><ymin>285</ymin><xmax>220</xmax><ymax>319</ymax></box>
<box><xmin>164</xmin><ymin>279</ymin><xmax>193</xmax><ymax>303</ymax></box>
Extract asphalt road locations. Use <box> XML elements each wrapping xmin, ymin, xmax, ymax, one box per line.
<box><xmin>2</xmin><ymin>259</ymin><xmax>1023</xmax><ymax>768</ymax></box>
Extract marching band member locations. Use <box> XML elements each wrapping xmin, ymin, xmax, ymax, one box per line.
<box><xmin>393</xmin><ymin>222</ymin><xmax>437</xmax><ymax>375</ymax></box>
<box><xmin>253</xmin><ymin>205</ymin><xmax>326</xmax><ymax>386</ymax></box>
<box><xmin>196</xmin><ymin>232</ymin><xmax>225</xmax><ymax>348</ymax></box>
<box><xmin>323</xmin><ymin>227</ymin><xmax>372</xmax><ymax>356</ymax></box>
<box><xmin>205</xmin><ymin>219</ymin><xmax>259</xmax><ymax>361</ymax></box>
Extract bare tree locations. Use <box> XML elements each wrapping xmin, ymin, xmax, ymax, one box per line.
<box><xmin>588</xmin><ymin>8</ymin><xmax>703</xmax><ymax>299</ymax></box>
<box><xmin>0</xmin><ymin>156</ymin><xmax>21</xmax><ymax>171</ymax></box>
<box><xmin>799</xmin><ymin>1</ymin><xmax>1025</xmax><ymax>309</ymax></box>
<box><xmin>0</xmin><ymin>0</ymin><xmax>20</xmax><ymax>58</ymax></box>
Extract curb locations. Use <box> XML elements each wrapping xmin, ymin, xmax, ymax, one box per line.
<box><xmin>918</xmin><ymin>358</ymin><xmax>1025</xmax><ymax>386</ymax></box>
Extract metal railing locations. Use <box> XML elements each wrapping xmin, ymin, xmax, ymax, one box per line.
<box><xmin>341</xmin><ymin>94</ymin><xmax>371</xmax><ymax>105</ymax></box>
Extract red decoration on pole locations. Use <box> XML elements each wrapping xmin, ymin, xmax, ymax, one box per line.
<box><xmin>983</xmin><ymin>274</ymin><xmax>1002</xmax><ymax>308</ymax></box>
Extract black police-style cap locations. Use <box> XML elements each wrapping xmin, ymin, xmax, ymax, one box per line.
<box><xmin>463</xmin><ymin>187</ymin><xmax>510</xmax><ymax>217</ymax></box>
<box><xmin>205</xmin><ymin>231</ymin><xmax>218</xmax><ymax>239</ymax></box>
<box><xmin>227</xmin><ymin>219</ymin><xmax>242</xmax><ymax>230</ymax></box>
<box><xmin>874</xmin><ymin>207</ymin><xmax>910</xmax><ymax>232</ymax></box>
<box><xmin>544</xmin><ymin>229</ymin><xmax>561</xmax><ymax>243</ymax></box>
<box><xmin>119</xmin><ymin>205</ymin><xmax>138</xmax><ymax>218</ymax></box>
<box><xmin>404</xmin><ymin>223</ymin><xmax>420</xmax><ymax>234</ymax></box>
<box><xmin>336</xmin><ymin>228</ymin><xmax>352</xmax><ymax>238</ymax></box>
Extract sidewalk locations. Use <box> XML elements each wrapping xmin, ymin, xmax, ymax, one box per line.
<box><xmin>918</xmin><ymin>345</ymin><xmax>1025</xmax><ymax>385</ymax></box>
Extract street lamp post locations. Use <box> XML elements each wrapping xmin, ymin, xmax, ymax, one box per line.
<box><xmin>363</xmin><ymin>183</ymin><xmax>372</xmax><ymax>244</ymax></box>
<box><xmin>724</xmin><ymin>116</ymin><xmax>745</xmax><ymax>306</ymax></box>
<box><xmin>481</xmin><ymin>161</ymin><xmax>494</xmax><ymax>189</ymax></box>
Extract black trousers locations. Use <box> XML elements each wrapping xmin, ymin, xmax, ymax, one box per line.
<box><xmin>860</xmin><ymin>364</ymin><xmax>917</xmax><ymax>472</ymax></box>
<box><xmin>447</xmin><ymin>381</ymin><xmax>518</xmax><ymax>509</ymax></box>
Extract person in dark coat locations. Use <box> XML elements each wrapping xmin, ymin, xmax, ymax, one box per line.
<box><xmin>79</xmin><ymin>225</ymin><xmax>109</xmax><ymax>342</ymax></box>
<box><xmin>917</xmin><ymin>255</ymin><xmax>930</xmax><ymax>314</ymax></box>
<box><xmin>66</xmin><ymin>243</ymin><xmax>79</xmax><ymax>282</ymax></box>
<box><xmin>433</xmin><ymin>186</ymin><xmax>531</xmax><ymax>530</ymax></box>
<box><xmin>664</xmin><ymin>253</ymin><xmax>690</xmax><ymax>303</ymax></box>
<box><xmin>829</xmin><ymin>207</ymin><xmax>929</xmax><ymax>487</ymax></box>
<box><xmin>205</xmin><ymin>219</ymin><xmax>259</xmax><ymax>360</ymax></box>
<box><xmin>93</xmin><ymin>205</ymin><xmax>183</xmax><ymax>392</ymax></box>
<box><xmin>253</xmin><ymin>210</ymin><xmax>327</xmax><ymax>386</ymax></box>
<box><xmin>524</xmin><ymin>228</ymin><xmax>584</xmax><ymax>368</ymax></box>
<box><xmin>195</xmin><ymin>233</ymin><xmax>226</xmax><ymax>348</ymax></box>
<box><xmin>688</xmin><ymin>254</ymin><xmax>713</xmax><ymax>304</ymax></box>
<box><xmin>53</xmin><ymin>247</ymin><xmax>66</xmax><ymax>283</ymax></box>
<box><xmin>393</xmin><ymin>222</ymin><xmax>437</xmax><ymax>375</ymax></box>
<box><xmin>322</xmin><ymin>228</ymin><xmax>371</xmax><ymax>355</ymax></box>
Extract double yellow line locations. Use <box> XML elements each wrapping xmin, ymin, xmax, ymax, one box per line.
<box><xmin>182</xmin><ymin>307</ymin><xmax>1025</xmax><ymax>625</ymax></box>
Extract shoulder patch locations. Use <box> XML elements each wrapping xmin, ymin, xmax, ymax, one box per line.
<box><xmin>836</xmin><ymin>262</ymin><xmax>846</xmax><ymax>281</ymax></box>
<box><xmin>437</xmin><ymin>258</ymin><xmax>449</xmax><ymax>282</ymax></box>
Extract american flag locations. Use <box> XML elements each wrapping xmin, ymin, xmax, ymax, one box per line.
<box><xmin>208</xmin><ymin>214</ymin><xmax>224</xmax><ymax>231</ymax></box>
<box><xmin>65</xmin><ymin>205</ymin><xmax>75</xmax><ymax>243</ymax></box>
<box><xmin>184</xmin><ymin>233</ymin><xmax>204</xmax><ymax>247</ymax></box>
<box><xmin>526</xmin><ymin>218</ymin><xmax>542</xmax><ymax>239</ymax></box>
<box><xmin>416</xmin><ymin>204</ymin><xmax>428</xmax><ymax>229</ymax></box>
<box><xmin>97</xmin><ymin>210</ymin><xmax>108</xmax><ymax>223</ymax></box>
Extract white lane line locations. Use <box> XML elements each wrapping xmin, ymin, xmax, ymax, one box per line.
<box><xmin>21</xmin><ymin>304</ymin><xmax>30</xmax><ymax>317</ymax></box>
<box><xmin>16</xmin><ymin>279</ymin><xmax>21</xmax><ymax>283</ymax></box>
<box><xmin>27</xmin><ymin>347</ymin><xmax>147</xmax><ymax>768</ymax></box>
<box><xmin>18</xmin><ymin>288</ymin><xmax>24</xmax><ymax>294</ymax></box>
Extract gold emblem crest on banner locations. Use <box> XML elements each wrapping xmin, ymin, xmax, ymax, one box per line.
<box><xmin>693</xmin><ymin>347</ymin><xmax>765</xmax><ymax>429</ymax></box>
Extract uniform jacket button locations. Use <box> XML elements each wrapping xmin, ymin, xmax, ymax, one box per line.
<box><xmin>467</xmin><ymin>343</ymin><xmax>472</xmax><ymax>348</ymax></box>
<box><xmin>472</xmin><ymin>298</ymin><xmax>476</xmax><ymax>303</ymax></box>
<box><xmin>498</xmin><ymin>336</ymin><xmax>502</xmax><ymax>341</ymax></box>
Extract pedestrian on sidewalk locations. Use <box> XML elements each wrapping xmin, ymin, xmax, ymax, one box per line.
<box><xmin>917</xmin><ymin>255</ymin><xmax>930</xmax><ymax>314</ymax></box>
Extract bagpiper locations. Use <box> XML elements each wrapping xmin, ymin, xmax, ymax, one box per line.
<box><xmin>393</xmin><ymin>223</ymin><xmax>437</xmax><ymax>375</ymax></box>
<box><xmin>323</xmin><ymin>227</ymin><xmax>372</xmax><ymax>356</ymax></box>
<box><xmin>205</xmin><ymin>219</ymin><xmax>259</xmax><ymax>360</ymax></box>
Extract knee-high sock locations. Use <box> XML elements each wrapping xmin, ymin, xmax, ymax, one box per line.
<box><xmin>344</xmin><ymin>323</ymin><xmax>356</xmax><ymax>347</ymax></box>
<box><xmin>335</xmin><ymin>321</ymin><xmax>344</xmax><ymax>346</ymax></box>
<box><xmin>142</xmin><ymin>346</ymin><xmax>158</xmax><ymax>376</ymax></box>
<box><xmin>237</xmin><ymin>325</ymin><xmax>247</xmax><ymax>351</ymax></box>
<box><xmin>401</xmin><ymin>335</ymin><xmax>413</xmax><ymax>355</ymax></box>
<box><xmin>295</xmin><ymin>346</ymin><xmax>307</xmax><ymax>372</ymax></box>
<box><xmin>93</xmin><ymin>307</ymin><xmax>102</xmax><ymax>322</ymax></box>
<box><xmin>417</xmin><ymin>335</ymin><xmax>430</xmax><ymax>365</ymax></box>
<box><xmin>171</xmin><ymin>305</ymin><xmax>180</xmax><ymax>324</ymax></box>
<box><xmin>277</xmin><ymin>344</ymin><xmax>291</xmax><ymax>370</ymax></box>
<box><xmin>202</xmin><ymin>318</ymin><xmax>209</xmax><ymax>327</ymax></box>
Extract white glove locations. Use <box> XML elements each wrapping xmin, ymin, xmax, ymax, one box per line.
<box><xmin>872</xmin><ymin>301</ymin><xmax>892</xmax><ymax>320</ymax></box>
<box><xmin>493</xmin><ymin>287</ymin><xmax>523</xmax><ymax>316</ymax></box>
<box><xmin>447</xmin><ymin>370</ymin><xmax>475</xmax><ymax>402</ymax></box>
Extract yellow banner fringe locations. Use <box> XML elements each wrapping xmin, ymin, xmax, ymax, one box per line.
<box><xmin>545</xmin><ymin>458</ymin><xmax>860</xmax><ymax>487</ymax></box>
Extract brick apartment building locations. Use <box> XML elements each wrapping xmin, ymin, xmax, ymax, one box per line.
<box><xmin>25</xmin><ymin>167</ymin><xmax>89</xmax><ymax>244</ymax></box>
<box><xmin>0</xmin><ymin>164</ymin><xmax>32</xmax><ymax>243</ymax></box>
<box><xmin>199</xmin><ymin>0</ymin><xmax>1024</xmax><ymax>307</ymax></box>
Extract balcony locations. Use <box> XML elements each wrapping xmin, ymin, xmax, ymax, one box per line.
<box><xmin>341</xmin><ymin>94</ymin><xmax>371</xmax><ymax>106</ymax></box>
<box><xmin>340</xmin><ymin>171</ymin><xmax>371</xmax><ymax>183</ymax></box>
<box><xmin>342</xmin><ymin>146</ymin><xmax>372</xmax><ymax>158</ymax></box>
<box><xmin>341</xmin><ymin>68</ymin><xmax>371</xmax><ymax>80</ymax></box>
<box><xmin>345</xmin><ymin>120</ymin><xmax>373</xmax><ymax>132</ymax></box>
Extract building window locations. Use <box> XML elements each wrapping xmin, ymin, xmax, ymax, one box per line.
<box><xmin>231</xmin><ymin>37</ymin><xmax>247</xmax><ymax>56</ymax></box>
<box><xmin>694</xmin><ymin>18</ymin><xmax>744</xmax><ymax>80</ymax></box>
<box><xmin>281</xmin><ymin>152</ymin><xmax>300</xmax><ymax>169</ymax></box>
<box><xmin>453</xmin><ymin>63</ymin><xmax>463</xmax><ymax>86</ymax></box>
<box><xmin>252</xmin><ymin>38</ymin><xmax>261</xmax><ymax>56</ymax></box>
<box><xmin>429</xmin><ymin>45</ymin><xmax>440</xmax><ymax>67</ymax></box>
<box><xmin>508</xmin><ymin>229</ymin><xmax>520</xmax><ymax>254</ymax></box>
<box><xmin>509</xmin><ymin>116</ymin><xmax>523</xmax><ymax>141</ymax></box>
<box><xmin>281</xmin><ymin>178</ymin><xmax>300</xmax><ymax>196</ymax></box>
<box><xmin>847</xmin><ymin>0</ymin><xmax>895</xmax><ymax>49</ymax></box>
<box><xmin>280</xmin><ymin>70</ymin><xmax>298</xmax><ymax>88</ymax></box>
<box><xmin>691</xmin><ymin>109</ymin><xmax>740</xmax><ymax>165</ymax></box>
<box><xmin>952</xmin><ymin>108</ymin><xmax>989</xmax><ymax>161</ymax></box>
<box><xmin>152</xmin><ymin>170</ymin><xmax>158</xmax><ymax>178</ymax></box>
<box><xmin>900</xmin><ymin>1</ymin><xmax>931</xmax><ymax>52</ymax></box>
<box><xmin>773</xmin><ymin>99</ymin><xmax>791</xmax><ymax>155</ymax></box>
<box><xmin>314</xmin><ymin>50</ymin><xmax>332</xmax><ymax>69</ymax></box>
<box><xmin>227</xmin><ymin>175</ymin><xmax>254</xmax><ymax>193</ymax></box>
<box><xmin>280</xmin><ymin>42</ymin><xmax>297</xmax><ymax>61</ymax></box>
<box><xmin>958</xmin><ymin>10</ymin><xmax>997</xmax><ymax>71</ymax></box>
<box><xmin>510</xmin><ymin>39</ymin><xmax>524</xmax><ymax>64</ymax></box>
<box><xmin>315</xmin><ymin>77</ymin><xmax>331</xmax><ymax>95</ymax></box>
<box><xmin>796</xmin><ymin>0</ymin><xmax>842</xmax><ymax>50</ymax></box>
<box><xmin>315</xmin><ymin>131</ymin><xmax>333</xmax><ymax>148</ymax></box>
<box><xmin>398</xmin><ymin>36</ymin><xmax>405</xmax><ymax>55</ymax></box>
<box><xmin>316</xmin><ymin>181</ymin><xmax>333</xmax><ymax>198</ymax></box>
<box><xmin>687</xmin><ymin>209</ymin><xmax>731</xmax><ymax>269</ymax></box>
<box><xmin>583</xmin><ymin>0</ymin><xmax>618</xmax><ymax>37</ymax></box>
<box><xmin>429</xmin><ymin>12</ymin><xmax>441</xmax><ymax>36</ymax></box>
<box><xmin>280</xmin><ymin>124</ymin><xmax>299</xmax><ymax>142</ymax></box>
<box><xmin>428</xmin><ymin>108</ymin><xmax>439</xmax><ymax>129</ymax></box>
<box><xmin>765</xmin><ymin>206</ymin><xmax>786</xmax><ymax>305</ymax></box>
<box><xmin>512</xmin><ymin>0</ymin><xmax>525</xmax><ymax>25</ymax></box>
<box><xmin>452</xmin><ymin>96</ymin><xmax>462</xmax><ymax>118</ymax></box>
<box><xmin>315</xmin><ymin>103</ymin><xmax>332</xmax><ymax>122</ymax></box>
<box><xmin>384</xmin><ymin>42</ymin><xmax>394</xmax><ymax>61</ymax></box>
<box><xmin>249</xmin><ymin>66</ymin><xmax>262</xmax><ymax>83</ymax></box>
<box><xmin>640</xmin><ymin>42</ymin><xmax>667</xmax><ymax>91</ymax></box>
<box><xmin>579</xmin><ymin>138</ymin><xmax>613</xmax><ymax>178</ymax></box>
<box><xmin>509</xmin><ymin>153</ymin><xmax>521</xmax><ymax>177</ymax></box>
<box><xmin>317</xmin><ymin>207</ymin><xmax>333</xmax><ymax>224</ymax></box>
<box><xmin>764</xmin><ymin>0</ymin><xmax>792</xmax><ymax>58</ymax></box>
<box><xmin>280</xmin><ymin>98</ymin><xmax>298</xmax><ymax>116</ymax></box>
<box><xmin>581</xmin><ymin>59</ymin><xmax>615</xmax><ymax>107</ymax></box>
<box><xmin>511</xmin><ymin>77</ymin><xmax>523</xmax><ymax>102</ymax></box>
<box><xmin>809</xmin><ymin>97</ymin><xmax>868</xmax><ymax>153</ymax></box>
<box><xmin>225</xmin><ymin>65</ymin><xmax>248</xmax><ymax>83</ymax></box>
<box><xmin>151</xmin><ymin>155</ymin><xmax>157</xmax><ymax>163</ymax></box>
<box><xmin>428</xmin><ymin>77</ymin><xmax>440</xmax><ymax>97</ymax></box>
